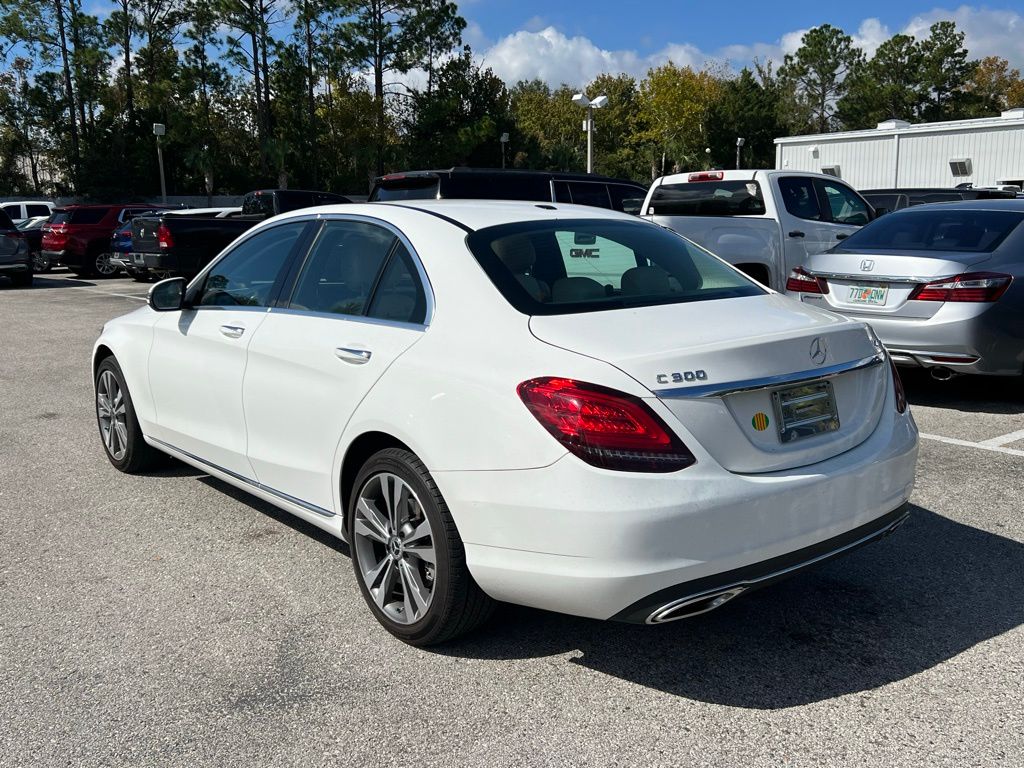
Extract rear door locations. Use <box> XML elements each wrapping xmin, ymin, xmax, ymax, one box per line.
<box><xmin>774</xmin><ymin>175</ymin><xmax>838</xmax><ymax>275</ymax></box>
<box><xmin>242</xmin><ymin>218</ymin><xmax>429</xmax><ymax>511</ymax></box>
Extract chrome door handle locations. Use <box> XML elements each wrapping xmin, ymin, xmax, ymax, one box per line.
<box><xmin>220</xmin><ymin>324</ymin><xmax>245</xmax><ymax>339</ymax></box>
<box><xmin>335</xmin><ymin>347</ymin><xmax>372</xmax><ymax>364</ymax></box>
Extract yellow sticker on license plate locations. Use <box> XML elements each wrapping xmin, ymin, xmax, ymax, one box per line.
<box><xmin>848</xmin><ymin>285</ymin><xmax>888</xmax><ymax>305</ymax></box>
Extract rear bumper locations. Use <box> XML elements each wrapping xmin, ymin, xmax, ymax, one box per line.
<box><xmin>801</xmin><ymin>297</ymin><xmax>1023</xmax><ymax>376</ymax></box>
<box><xmin>436</xmin><ymin>397</ymin><xmax>918</xmax><ymax>621</ymax></box>
<box><xmin>142</xmin><ymin>252</ymin><xmax>176</xmax><ymax>271</ymax></box>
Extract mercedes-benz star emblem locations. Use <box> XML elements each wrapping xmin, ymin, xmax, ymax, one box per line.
<box><xmin>860</xmin><ymin>259</ymin><xmax>875</xmax><ymax>271</ymax></box>
<box><xmin>809</xmin><ymin>337</ymin><xmax>828</xmax><ymax>366</ymax></box>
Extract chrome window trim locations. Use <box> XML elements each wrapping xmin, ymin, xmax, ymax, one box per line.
<box><xmin>150</xmin><ymin>437</ymin><xmax>335</xmax><ymax>518</ymax></box>
<box><xmin>654</xmin><ymin>352</ymin><xmax>886</xmax><ymax>399</ymax></box>
<box><xmin>266</xmin><ymin>305</ymin><xmax>428</xmax><ymax>332</ymax></box>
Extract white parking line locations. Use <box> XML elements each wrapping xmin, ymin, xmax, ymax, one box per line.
<box><xmin>979</xmin><ymin>428</ymin><xmax>1024</xmax><ymax>447</ymax></box>
<box><xmin>920</xmin><ymin>432</ymin><xmax>1024</xmax><ymax>458</ymax></box>
<box><xmin>73</xmin><ymin>286</ymin><xmax>147</xmax><ymax>301</ymax></box>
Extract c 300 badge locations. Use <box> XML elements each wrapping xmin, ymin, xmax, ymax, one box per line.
<box><xmin>656</xmin><ymin>370</ymin><xmax>708</xmax><ymax>384</ymax></box>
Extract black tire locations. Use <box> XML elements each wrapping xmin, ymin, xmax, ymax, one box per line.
<box><xmin>130</xmin><ymin>270</ymin><xmax>151</xmax><ymax>283</ymax></box>
<box><xmin>94</xmin><ymin>356</ymin><xmax>165</xmax><ymax>473</ymax></box>
<box><xmin>32</xmin><ymin>251</ymin><xmax>51</xmax><ymax>272</ymax></box>
<box><xmin>10</xmin><ymin>270</ymin><xmax>32</xmax><ymax>288</ymax></box>
<box><xmin>348</xmin><ymin>448</ymin><xmax>494</xmax><ymax>646</ymax></box>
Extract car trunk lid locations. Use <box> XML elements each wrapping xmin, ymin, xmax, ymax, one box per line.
<box><xmin>529</xmin><ymin>293</ymin><xmax>888</xmax><ymax>474</ymax></box>
<box><xmin>804</xmin><ymin>248</ymin><xmax>991</xmax><ymax>319</ymax></box>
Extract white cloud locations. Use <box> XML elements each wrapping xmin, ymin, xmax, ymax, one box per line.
<box><xmin>473</xmin><ymin>6</ymin><xmax>1024</xmax><ymax>87</ymax></box>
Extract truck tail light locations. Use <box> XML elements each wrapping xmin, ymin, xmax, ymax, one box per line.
<box><xmin>908</xmin><ymin>272</ymin><xmax>1011</xmax><ymax>303</ymax></box>
<box><xmin>517</xmin><ymin>377</ymin><xmax>696</xmax><ymax>472</ymax></box>
<box><xmin>688</xmin><ymin>171</ymin><xmax>724</xmax><ymax>182</ymax></box>
<box><xmin>157</xmin><ymin>223</ymin><xmax>174</xmax><ymax>250</ymax></box>
<box><xmin>786</xmin><ymin>267</ymin><xmax>829</xmax><ymax>294</ymax></box>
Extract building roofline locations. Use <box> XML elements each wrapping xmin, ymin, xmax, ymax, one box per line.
<box><xmin>775</xmin><ymin>113</ymin><xmax>1024</xmax><ymax>145</ymax></box>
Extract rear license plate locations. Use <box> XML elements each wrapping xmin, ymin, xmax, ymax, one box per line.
<box><xmin>771</xmin><ymin>380</ymin><xmax>840</xmax><ymax>443</ymax></box>
<box><xmin>848</xmin><ymin>284</ymin><xmax>888</xmax><ymax>305</ymax></box>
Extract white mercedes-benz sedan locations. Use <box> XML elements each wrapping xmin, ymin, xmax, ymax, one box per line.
<box><xmin>93</xmin><ymin>200</ymin><xmax>918</xmax><ymax>645</ymax></box>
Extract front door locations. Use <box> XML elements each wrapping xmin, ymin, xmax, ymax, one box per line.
<box><xmin>146</xmin><ymin>220</ymin><xmax>309</xmax><ymax>478</ymax></box>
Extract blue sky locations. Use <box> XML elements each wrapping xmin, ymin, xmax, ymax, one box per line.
<box><xmin>455</xmin><ymin>2</ymin><xmax>1024</xmax><ymax>86</ymax></box>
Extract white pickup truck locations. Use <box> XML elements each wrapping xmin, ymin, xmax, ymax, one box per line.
<box><xmin>640</xmin><ymin>170</ymin><xmax>875</xmax><ymax>291</ymax></box>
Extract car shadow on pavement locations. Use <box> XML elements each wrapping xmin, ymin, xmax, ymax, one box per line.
<box><xmin>903</xmin><ymin>369</ymin><xmax>1024</xmax><ymax>414</ymax></box>
<box><xmin>434</xmin><ymin>506</ymin><xmax>1024</xmax><ymax>709</ymax></box>
<box><xmin>23</xmin><ymin>276</ymin><xmax>99</xmax><ymax>289</ymax></box>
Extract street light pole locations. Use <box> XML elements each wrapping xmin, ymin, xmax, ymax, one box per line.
<box><xmin>735</xmin><ymin>137</ymin><xmax>745</xmax><ymax>170</ymax></box>
<box><xmin>153</xmin><ymin>123</ymin><xmax>167</xmax><ymax>203</ymax></box>
<box><xmin>572</xmin><ymin>93</ymin><xmax>608</xmax><ymax>174</ymax></box>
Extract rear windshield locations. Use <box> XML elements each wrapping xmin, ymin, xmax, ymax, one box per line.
<box><xmin>836</xmin><ymin>209</ymin><xmax>1024</xmax><ymax>253</ymax></box>
<box><xmin>372</xmin><ymin>177</ymin><xmax>440</xmax><ymax>201</ymax></box>
<box><xmin>649</xmin><ymin>180</ymin><xmax>766</xmax><ymax>217</ymax></box>
<box><xmin>465</xmin><ymin>218</ymin><xmax>763</xmax><ymax>316</ymax></box>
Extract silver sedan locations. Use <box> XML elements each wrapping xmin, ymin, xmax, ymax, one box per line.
<box><xmin>788</xmin><ymin>200</ymin><xmax>1024</xmax><ymax>378</ymax></box>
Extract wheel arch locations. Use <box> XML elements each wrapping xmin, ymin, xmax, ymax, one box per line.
<box><xmin>339</xmin><ymin>431</ymin><xmax>414</xmax><ymax>534</ymax></box>
<box><xmin>734</xmin><ymin>262</ymin><xmax>773</xmax><ymax>288</ymax></box>
<box><xmin>93</xmin><ymin>343</ymin><xmax>115</xmax><ymax>377</ymax></box>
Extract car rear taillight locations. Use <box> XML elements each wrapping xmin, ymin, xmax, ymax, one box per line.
<box><xmin>688</xmin><ymin>171</ymin><xmax>724</xmax><ymax>182</ymax></box>
<box><xmin>889</xmin><ymin>357</ymin><xmax>907</xmax><ymax>413</ymax></box>
<box><xmin>517</xmin><ymin>377</ymin><xmax>696</xmax><ymax>472</ymax></box>
<box><xmin>908</xmin><ymin>272</ymin><xmax>1012</xmax><ymax>303</ymax></box>
<box><xmin>786</xmin><ymin>267</ymin><xmax>829</xmax><ymax>294</ymax></box>
<box><xmin>157</xmin><ymin>223</ymin><xmax>174</xmax><ymax>250</ymax></box>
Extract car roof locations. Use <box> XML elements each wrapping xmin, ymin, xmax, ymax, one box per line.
<box><xmin>273</xmin><ymin>199</ymin><xmax>639</xmax><ymax>232</ymax></box>
<box><xmin>374</xmin><ymin>168</ymin><xmax>646</xmax><ymax>187</ymax></box>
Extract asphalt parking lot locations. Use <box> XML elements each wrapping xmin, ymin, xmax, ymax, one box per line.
<box><xmin>1</xmin><ymin>271</ymin><xmax>1022</xmax><ymax>767</ymax></box>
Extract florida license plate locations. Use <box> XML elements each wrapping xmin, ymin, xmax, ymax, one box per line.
<box><xmin>848</xmin><ymin>284</ymin><xmax>888</xmax><ymax>305</ymax></box>
<box><xmin>771</xmin><ymin>380</ymin><xmax>840</xmax><ymax>443</ymax></box>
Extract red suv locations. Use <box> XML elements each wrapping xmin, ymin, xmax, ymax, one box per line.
<box><xmin>42</xmin><ymin>204</ymin><xmax>170</xmax><ymax>277</ymax></box>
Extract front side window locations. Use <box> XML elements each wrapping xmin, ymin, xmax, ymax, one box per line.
<box><xmin>818</xmin><ymin>181</ymin><xmax>870</xmax><ymax>225</ymax></box>
<box><xmin>197</xmin><ymin>221</ymin><xmax>307</xmax><ymax>307</ymax></box>
<box><xmin>288</xmin><ymin>220</ymin><xmax>397</xmax><ymax>316</ymax></box>
<box><xmin>67</xmin><ymin>208</ymin><xmax>108</xmax><ymax>225</ymax></box>
<box><xmin>26</xmin><ymin>204</ymin><xmax>51</xmax><ymax>218</ymax></box>
<box><xmin>778</xmin><ymin>177</ymin><xmax>821</xmax><ymax>221</ymax></box>
<box><xmin>466</xmin><ymin>218</ymin><xmax>763</xmax><ymax>315</ymax></box>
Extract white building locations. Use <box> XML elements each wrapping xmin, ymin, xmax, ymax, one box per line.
<box><xmin>774</xmin><ymin>108</ymin><xmax>1024</xmax><ymax>191</ymax></box>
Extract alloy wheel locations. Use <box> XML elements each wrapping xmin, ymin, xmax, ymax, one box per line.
<box><xmin>95</xmin><ymin>252</ymin><xmax>118</xmax><ymax>276</ymax></box>
<box><xmin>96</xmin><ymin>370</ymin><xmax>128</xmax><ymax>461</ymax></box>
<box><xmin>353</xmin><ymin>472</ymin><xmax>436</xmax><ymax>625</ymax></box>
<box><xmin>32</xmin><ymin>252</ymin><xmax>50</xmax><ymax>271</ymax></box>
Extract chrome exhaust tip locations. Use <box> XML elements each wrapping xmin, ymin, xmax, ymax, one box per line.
<box><xmin>646</xmin><ymin>586</ymin><xmax>747</xmax><ymax>624</ymax></box>
<box><xmin>929</xmin><ymin>366</ymin><xmax>956</xmax><ymax>381</ymax></box>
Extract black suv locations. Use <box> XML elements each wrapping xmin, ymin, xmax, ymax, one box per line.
<box><xmin>862</xmin><ymin>187</ymin><xmax>1017</xmax><ymax>215</ymax></box>
<box><xmin>0</xmin><ymin>207</ymin><xmax>32</xmax><ymax>287</ymax></box>
<box><xmin>369</xmin><ymin>168</ymin><xmax>648</xmax><ymax>214</ymax></box>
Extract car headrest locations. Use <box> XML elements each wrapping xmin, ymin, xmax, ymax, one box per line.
<box><xmin>493</xmin><ymin>234</ymin><xmax>536</xmax><ymax>273</ymax></box>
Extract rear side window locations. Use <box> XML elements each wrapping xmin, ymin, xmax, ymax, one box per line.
<box><xmin>609</xmin><ymin>184</ymin><xmax>646</xmax><ymax>215</ymax></box>
<box><xmin>288</xmin><ymin>220</ymin><xmax>396</xmax><ymax>316</ymax></box>
<box><xmin>26</xmin><ymin>204</ymin><xmax>51</xmax><ymax>218</ymax></box>
<box><xmin>466</xmin><ymin>218</ymin><xmax>763</xmax><ymax>315</ymax></box>
<box><xmin>0</xmin><ymin>208</ymin><xmax>13</xmax><ymax>229</ymax></box>
<box><xmin>1</xmin><ymin>204</ymin><xmax>20</xmax><ymax>220</ymax></box>
<box><xmin>67</xmin><ymin>208</ymin><xmax>108</xmax><ymax>225</ymax></box>
<box><xmin>560</xmin><ymin>182</ymin><xmax>612</xmax><ymax>209</ymax></box>
<box><xmin>366</xmin><ymin>244</ymin><xmax>427</xmax><ymax>324</ymax></box>
<box><xmin>649</xmin><ymin>180</ymin><xmax>765</xmax><ymax>216</ymax></box>
<box><xmin>778</xmin><ymin>177</ymin><xmax>821</xmax><ymax>221</ymax></box>
<box><xmin>836</xmin><ymin>209</ymin><xmax>1024</xmax><ymax>253</ymax></box>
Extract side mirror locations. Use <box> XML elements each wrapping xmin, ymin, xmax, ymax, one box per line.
<box><xmin>148</xmin><ymin>277</ymin><xmax>186</xmax><ymax>312</ymax></box>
